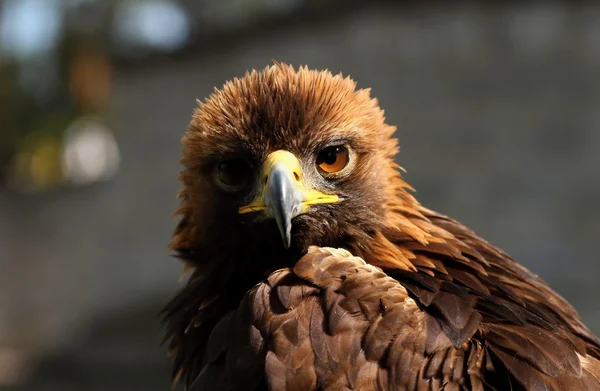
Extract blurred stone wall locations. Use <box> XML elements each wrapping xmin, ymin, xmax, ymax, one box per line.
<box><xmin>2</xmin><ymin>2</ymin><xmax>599</xmax><ymax>390</ymax></box>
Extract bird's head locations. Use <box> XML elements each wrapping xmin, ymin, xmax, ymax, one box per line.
<box><xmin>172</xmin><ymin>63</ymin><xmax>410</xmax><ymax>269</ymax></box>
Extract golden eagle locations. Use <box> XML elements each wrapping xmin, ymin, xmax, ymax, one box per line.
<box><xmin>162</xmin><ymin>63</ymin><xmax>600</xmax><ymax>390</ymax></box>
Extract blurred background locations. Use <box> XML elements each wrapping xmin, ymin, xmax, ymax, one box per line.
<box><xmin>0</xmin><ymin>0</ymin><xmax>599</xmax><ymax>389</ymax></box>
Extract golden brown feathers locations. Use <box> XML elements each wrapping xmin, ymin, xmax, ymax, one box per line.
<box><xmin>186</xmin><ymin>62</ymin><xmax>396</xmax><ymax>154</ymax></box>
<box><xmin>162</xmin><ymin>63</ymin><xmax>600</xmax><ymax>390</ymax></box>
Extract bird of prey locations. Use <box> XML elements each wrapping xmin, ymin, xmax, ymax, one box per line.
<box><xmin>162</xmin><ymin>63</ymin><xmax>600</xmax><ymax>391</ymax></box>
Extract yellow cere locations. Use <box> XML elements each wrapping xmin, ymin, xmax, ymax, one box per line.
<box><xmin>262</xmin><ymin>150</ymin><xmax>303</xmax><ymax>180</ymax></box>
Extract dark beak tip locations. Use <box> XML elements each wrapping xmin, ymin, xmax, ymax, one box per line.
<box><xmin>282</xmin><ymin>225</ymin><xmax>292</xmax><ymax>249</ymax></box>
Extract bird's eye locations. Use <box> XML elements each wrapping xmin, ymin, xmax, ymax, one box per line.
<box><xmin>316</xmin><ymin>145</ymin><xmax>350</xmax><ymax>176</ymax></box>
<box><xmin>215</xmin><ymin>159</ymin><xmax>251</xmax><ymax>191</ymax></box>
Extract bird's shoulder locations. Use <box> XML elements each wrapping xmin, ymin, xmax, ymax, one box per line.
<box><xmin>388</xmin><ymin>209</ymin><xmax>599</xmax><ymax>347</ymax></box>
<box><xmin>369</xmin><ymin>207</ymin><xmax>600</xmax><ymax>390</ymax></box>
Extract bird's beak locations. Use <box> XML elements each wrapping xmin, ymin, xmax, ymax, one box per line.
<box><xmin>238</xmin><ymin>150</ymin><xmax>339</xmax><ymax>248</ymax></box>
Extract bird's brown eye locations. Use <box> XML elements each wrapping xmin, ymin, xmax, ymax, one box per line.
<box><xmin>316</xmin><ymin>145</ymin><xmax>350</xmax><ymax>175</ymax></box>
<box><xmin>216</xmin><ymin>159</ymin><xmax>251</xmax><ymax>191</ymax></box>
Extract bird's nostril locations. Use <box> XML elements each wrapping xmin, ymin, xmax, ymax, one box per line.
<box><xmin>263</xmin><ymin>175</ymin><xmax>269</xmax><ymax>185</ymax></box>
<box><xmin>293</xmin><ymin>171</ymin><xmax>300</xmax><ymax>182</ymax></box>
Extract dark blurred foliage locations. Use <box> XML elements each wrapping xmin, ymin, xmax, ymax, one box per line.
<box><xmin>0</xmin><ymin>0</ymin><xmax>599</xmax><ymax>390</ymax></box>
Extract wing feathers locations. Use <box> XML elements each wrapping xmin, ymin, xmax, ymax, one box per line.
<box><xmin>172</xmin><ymin>241</ymin><xmax>600</xmax><ymax>390</ymax></box>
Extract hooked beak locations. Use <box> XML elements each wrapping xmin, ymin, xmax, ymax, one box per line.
<box><xmin>238</xmin><ymin>150</ymin><xmax>339</xmax><ymax>248</ymax></box>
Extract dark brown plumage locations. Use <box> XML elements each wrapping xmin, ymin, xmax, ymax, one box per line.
<box><xmin>162</xmin><ymin>63</ymin><xmax>600</xmax><ymax>390</ymax></box>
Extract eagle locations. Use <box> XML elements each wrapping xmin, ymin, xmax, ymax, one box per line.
<box><xmin>162</xmin><ymin>63</ymin><xmax>600</xmax><ymax>390</ymax></box>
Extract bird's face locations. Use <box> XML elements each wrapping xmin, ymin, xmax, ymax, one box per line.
<box><xmin>219</xmin><ymin>142</ymin><xmax>365</xmax><ymax>250</ymax></box>
<box><xmin>238</xmin><ymin>148</ymin><xmax>345</xmax><ymax>247</ymax></box>
<box><xmin>174</xmin><ymin>64</ymin><xmax>401</xmax><ymax>263</ymax></box>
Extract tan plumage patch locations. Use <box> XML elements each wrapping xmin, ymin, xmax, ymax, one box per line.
<box><xmin>581</xmin><ymin>355</ymin><xmax>600</xmax><ymax>384</ymax></box>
